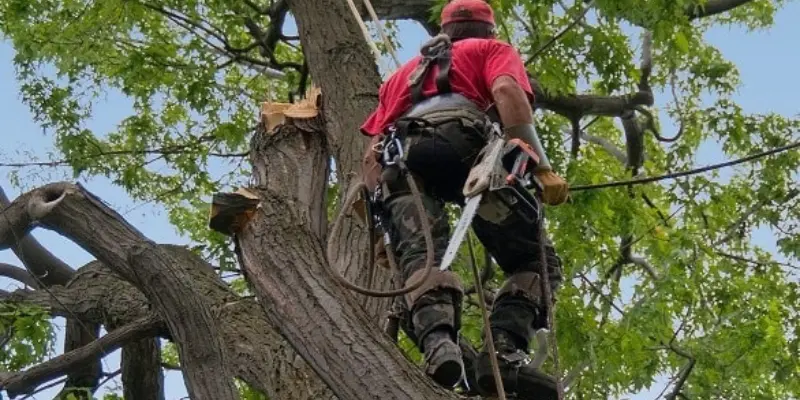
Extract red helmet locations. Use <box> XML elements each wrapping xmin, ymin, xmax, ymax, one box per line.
<box><xmin>441</xmin><ymin>0</ymin><xmax>496</xmax><ymax>27</ymax></box>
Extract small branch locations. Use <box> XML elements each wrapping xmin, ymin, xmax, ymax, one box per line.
<box><xmin>576</xmin><ymin>271</ymin><xmax>625</xmax><ymax>316</ymax></box>
<box><xmin>0</xmin><ymin>316</ymin><xmax>163</xmax><ymax>398</ymax></box>
<box><xmin>686</xmin><ymin>0</ymin><xmax>756</xmax><ymax>20</ymax></box>
<box><xmin>243</xmin><ymin>0</ymin><xmax>269</xmax><ymax>14</ymax></box>
<box><xmin>563</xmin><ymin>361</ymin><xmax>589</xmax><ymax>390</ymax></box>
<box><xmin>630</xmin><ymin>256</ymin><xmax>659</xmax><ymax>279</ymax></box>
<box><xmin>122</xmin><ymin>337</ymin><xmax>165</xmax><ymax>400</ymax></box>
<box><xmin>664</xmin><ymin>344</ymin><xmax>696</xmax><ymax>400</ymax></box>
<box><xmin>59</xmin><ymin>319</ymin><xmax>102</xmax><ymax>397</ymax></box>
<box><xmin>715</xmin><ymin>251</ymin><xmax>798</xmax><ymax>270</ymax></box>
<box><xmin>580</xmin><ymin>131</ymin><xmax>628</xmax><ymax>164</ymax></box>
<box><xmin>642</xmin><ymin>194</ymin><xmax>671</xmax><ymax>227</ymax></box>
<box><xmin>19</xmin><ymin>376</ymin><xmax>68</xmax><ymax>400</ymax></box>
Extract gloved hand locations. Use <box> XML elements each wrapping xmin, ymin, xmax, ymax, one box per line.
<box><xmin>534</xmin><ymin>169</ymin><xmax>569</xmax><ymax>205</ymax></box>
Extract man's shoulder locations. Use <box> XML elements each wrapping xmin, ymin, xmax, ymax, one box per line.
<box><xmin>454</xmin><ymin>37</ymin><xmax>515</xmax><ymax>52</ymax></box>
<box><xmin>382</xmin><ymin>55</ymin><xmax>421</xmax><ymax>85</ymax></box>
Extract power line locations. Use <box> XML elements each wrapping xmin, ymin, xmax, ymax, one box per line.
<box><xmin>570</xmin><ymin>141</ymin><xmax>800</xmax><ymax>192</ymax></box>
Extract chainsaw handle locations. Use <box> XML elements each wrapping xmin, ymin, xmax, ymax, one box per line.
<box><xmin>502</xmin><ymin>139</ymin><xmax>542</xmax><ymax>190</ymax></box>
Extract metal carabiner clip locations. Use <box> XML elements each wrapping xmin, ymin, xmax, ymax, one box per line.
<box><xmin>382</xmin><ymin>128</ymin><xmax>404</xmax><ymax>166</ymax></box>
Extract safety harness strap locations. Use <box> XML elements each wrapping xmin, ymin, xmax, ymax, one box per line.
<box><xmin>409</xmin><ymin>34</ymin><xmax>453</xmax><ymax>104</ymax></box>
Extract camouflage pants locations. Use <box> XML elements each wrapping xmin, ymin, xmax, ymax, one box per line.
<box><xmin>380</xmin><ymin>120</ymin><xmax>564</xmax><ymax>353</ymax></box>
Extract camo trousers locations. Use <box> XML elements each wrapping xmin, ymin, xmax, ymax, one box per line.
<box><xmin>380</xmin><ymin>119</ymin><xmax>564</xmax><ymax>353</ymax></box>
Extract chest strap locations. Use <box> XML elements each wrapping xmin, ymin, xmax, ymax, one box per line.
<box><xmin>408</xmin><ymin>34</ymin><xmax>453</xmax><ymax>104</ymax></box>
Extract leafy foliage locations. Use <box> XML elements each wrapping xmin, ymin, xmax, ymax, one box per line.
<box><xmin>0</xmin><ymin>303</ymin><xmax>55</xmax><ymax>371</ymax></box>
<box><xmin>0</xmin><ymin>0</ymin><xmax>798</xmax><ymax>398</ymax></box>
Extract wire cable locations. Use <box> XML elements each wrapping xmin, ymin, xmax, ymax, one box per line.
<box><xmin>570</xmin><ymin>141</ymin><xmax>800</xmax><ymax>192</ymax></box>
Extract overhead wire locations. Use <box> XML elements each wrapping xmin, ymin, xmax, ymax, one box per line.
<box><xmin>570</xmin><ymin>140</ymin><xmax>800</xmax><ymax>192</ymax></box>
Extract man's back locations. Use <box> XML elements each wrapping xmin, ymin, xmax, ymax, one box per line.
<box><xmin>360</xmin><ymin>37</ymin><xmax>533</xmax><ymax>136</ymax></box>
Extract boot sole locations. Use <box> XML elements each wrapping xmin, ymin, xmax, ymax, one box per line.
<box><xmin>475</xmin><ymin>354</ymin><xmax>558</xmax><ymax>400</ymax></box>
<box><xmin>430</xmin><ymin>359</ymin><xmax>464</xmax><ymax>388</ymax></box>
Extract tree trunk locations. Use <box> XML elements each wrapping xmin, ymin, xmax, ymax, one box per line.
<box><xmin>122</xmin><ymin>337</ymin><xmax>165</xmax><ymax>400</ymax></box>
<box><xmin>288</xmin><ymin>0</ymin><xmax>395</xmax><ymax>327</ymax></box>
<box><xmin>237</xmin><ymin>113</ymin><xmax>459</xmax><ymax>400</ymax></box>
<box><xmin>57</xmin><ymin>320</ymin><xmax>101</xmax><ymax>399</ymax></box>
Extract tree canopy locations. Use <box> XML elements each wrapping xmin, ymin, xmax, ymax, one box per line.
<box><xmin>0</xmin><ymin>0</ymin><xmax>798</xmax><ymax>399</ymax></box>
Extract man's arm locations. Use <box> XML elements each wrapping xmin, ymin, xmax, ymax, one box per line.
<box><xmin>490</xmin><ymin>75</ymin><xmax>553</xmax><ymax>172</ymax></box>
<box><xmin>491</xmin><ymin>75</ymin><xmax>534</xmax><ymax>126</ymax></box>
<box><xmin>483</xmin><ymin>43</ymin><xmax>568</xmax><ymax>205</ymax></box>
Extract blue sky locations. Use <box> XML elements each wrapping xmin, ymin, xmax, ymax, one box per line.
<box><xmin>1</xmin><ymin>2</ymin><xmax>798</xmax><ymax>399</ymax></box>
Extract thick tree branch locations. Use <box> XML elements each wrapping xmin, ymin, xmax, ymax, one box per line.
<box><xmin>664</xmin><ymin>344</ymin><xmax>696</xmax><ymax>400</ymax></box>
<box><xmin>0</xmin><ymin>263</ymin><xmax>38</xmax><ymax>288</ymax></box>
<box><xmin>0</xmin><ymin>185</ymin><xmax>74</xmax><ymax>286</ymax></box>
<box><xmin>580</xmin><ymin>131</ymin><xmax>628</xmax><ymax>164</ymax></box>
<box><xmin>3</xmin><ymin>261</ymin><xmax>152</xmax><ymax>325</ymax></box>
<box><xmin>0</xmin><ymin>183</ymin><xmax>241</xmax><ymax>398</ymax></box>
<box><xmin>4</xmin><ymin>183</ymin><xmax>334</xmax><ymax>399</ymax></box>
<box><xmin>0</xmin><ymin>316</ymin><xmax>163</xmax><ymax>398</ymax></box>
<box><xmin>240</xmin><ymin>106</ymin><xmax>456</xmax><ymax>399</ymax></box>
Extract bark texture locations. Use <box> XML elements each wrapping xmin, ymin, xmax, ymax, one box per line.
<box><xmin>0</xmin><ymin>184</ymin><xmax>333</xmax><ymax>400</ymax></box>
<box><xmin>122</xmin><ymin>337</ymin><xmax>165</xmax><ymax>400</ymax></box>
<box><xmin>238</xmin><ymin>113</ymin><xmax>459</xmax><ymax>400</ymax></box>
<box><xmin>0</xmin><ymin>316</ymin><xmax>162</xmax><ymax>398</ymax></box>
<box><xmin>288</xmin><ymin>0</ymin><xmax>396</xmax><ymax>326</ymax></box>
<box><xmin>58</xmin><ymin>320</ymin><xmax>101</xmax><ymax>399</ymax></box>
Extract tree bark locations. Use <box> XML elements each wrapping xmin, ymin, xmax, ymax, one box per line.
<box><xmin>288</xmin><ymin>0</ymin><xmax>396</xmax><ymax>326</ymax></box>
<box><xmin>238</xmin><ymin>113</ymin><xmax>459</xmax><ymax>400</ymax></box>
<box><xmin>0</xmin><ymin>184</ymin><xmax>333</xmax><ymax>399</ymax></box>
<box><xmin>0</xmin><ymin>316</ymin><xmax>162</xmax><ymax>398</ymax></box>
<box><xmin>0</xmin><ymin>185</ymin><xmax>74</xmax><ymax>286</ymax></box>
<box><xmin>122</xmin><ymin>337</ymin><xmax>165</xmax><ymax>400</ymax></box>
<box><xmin>57</xmin><ymin>320</ymin><xmax>101</xmax><ymax>399</ymax></box>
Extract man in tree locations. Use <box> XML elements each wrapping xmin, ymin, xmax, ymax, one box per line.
<box><xmin>360</xmin><ymin>0</ymin><xmax>568</xmax><ymax>396</ymax></box>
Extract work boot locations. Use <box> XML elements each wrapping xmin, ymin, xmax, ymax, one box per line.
<box><xmin>421</xmin><ymin>328</ymin><xmax>464</xmax><ymax>388</ymax></box>
<box><xmin>401</xmin><ymin>268</ymin><xmax>466</xmax><ymax>389</ymax></box>
<box><xmin>475</xmin><ymin>329</ymin><xmax>558</xmax><ymax>400</ymax></box>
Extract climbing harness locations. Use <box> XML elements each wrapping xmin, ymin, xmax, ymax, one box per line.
<box><xmin>325</xmin><ymin>137</ymin><xmax>436</xmax><ymax>298</ymax></box>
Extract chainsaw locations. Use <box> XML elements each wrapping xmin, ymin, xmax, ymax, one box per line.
<box><xmin>439</xmin><ymin>123</ymin><xmax>545</xmax><ymax>271</ymax></box>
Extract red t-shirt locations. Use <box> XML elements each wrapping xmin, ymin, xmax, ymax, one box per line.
<box><xmin>360</xmin><ymin>38</ymin><xmax>534</xmax><ymax>136</ymax></box>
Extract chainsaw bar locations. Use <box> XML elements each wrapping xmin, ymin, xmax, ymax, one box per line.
<box><xmin>439</xmin><ymin>193</ymin><xmax>482</xmax><ymax>271</ymax></box>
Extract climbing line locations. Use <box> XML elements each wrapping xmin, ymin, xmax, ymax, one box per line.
<box><xmin>344</xmin><ymin>0</ymin><xmax>384</xmax><ymax>65</ymax></box>
<box><xmin>344</xmin><ymin>0</ymin><xmax>402</xmax><ymax>71</ymax></box>
<box><xmin>361</xmin><ymin>0</ymin><xmax>401</xmax><ymax>69</ymax></box>
<box><xmin>326</xmin><ymin>158</ymin><xmax>436</xmax><ymax>297</ymax></box>
<box><xmin>467</xmin><ymin>233</ymin><xmax>506</xmax><ymax>400</ymax></box>
<box><xmin>570</xmin><ymin>140</ymin><xmax>800</xmax><ymax>192</ymax></box>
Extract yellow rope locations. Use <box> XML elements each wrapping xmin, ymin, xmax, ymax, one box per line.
<box><xmin>343</xmin><ymin>0</ymin><xmax>402</xmax><ymax>71</ymax></box>
<box><xmin>344</xmin><ymin>0</ymin><xmax>384</xmax><ymax>65</ymax></box>
<box><xmin>361</xmin><ymin>0</ymin><xmax>401</xmax><ymax>69</ymax></box>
